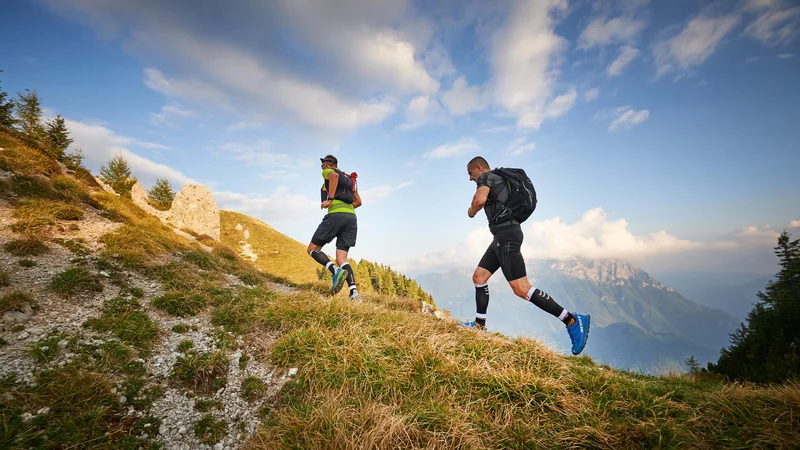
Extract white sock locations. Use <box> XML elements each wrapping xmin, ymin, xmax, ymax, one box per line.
<box><xmin>557</xmin><ymin>309</ymin><xmax>568</xmax><ymax>321</ymax></box>
<box><xmin>525</xmin><ymin>287</ymin><xmax>536</xmax><ymax>301</ymax></box>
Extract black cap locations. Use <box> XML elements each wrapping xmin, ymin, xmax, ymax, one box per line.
<box><xmin>320</xmin><ymin>154</ymin><xmax>338</xmax><ymax>165</ymax></box>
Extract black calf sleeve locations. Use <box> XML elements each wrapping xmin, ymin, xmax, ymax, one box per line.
<box><xmin>528</xmin><ymin>288</ymin><xmax>564</xmax><ymax>318</ymax></box>
<box><xmin>310</xmin><ymin>249</ymin><xmax>336</xmax><ymax>274</ymax></box>
<box><xmin>475</xmin><ymin>284</ymin><xmax>489</xmax><ymax>315</ymax></box>
<box><xmin>341</xmin><ymin>262</ymin><xmax>356</xmax><ymax>287</ymax></box>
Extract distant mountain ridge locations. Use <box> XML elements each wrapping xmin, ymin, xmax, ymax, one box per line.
<box><xmin>416</xmin><ymin>258</ymin><xmax>740</xmax><ymax>374</ymax></box>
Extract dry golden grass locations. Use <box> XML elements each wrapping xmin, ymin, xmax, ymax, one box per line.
<box><xmin>11</xmin><ymin>198</ymin><xmax>85</xmax><ymax>235</ymax></box>
<box><xmin>0</xmin><ymin>131</ymin><xmax>61</xmax><ymax>177</ymax></box>
<box><xmin>220</xmin><ymin>210</ymin><xmax>320</xmax><ymax>286</ymax></box>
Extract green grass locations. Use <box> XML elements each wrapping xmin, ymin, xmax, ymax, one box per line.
<box><xmin>83</xmin><ymin>297</ymin><xmax>160</xmax><ymax>354</ymax></box>
<box><xmin>194</xmin><ymin>413</ymin><xmax>228</xmax><ymax>445</ymax></box>
<box><xmin>170</xmin><ymin>350</ymin><xmax>230</xmax><ymax>395</ymax></box>
<box><xmin>11</xmin><ymin>198</ymin><xmax>85</xmax><ymax>234</ymax></box>
<box><xmin>18</xmin><ymin>258</ymin><xmax>37</xmax><ymax>268</ymax></box>
<box><xmin>194</xmin><ymin>398</ymin><xmax>222</xmax><ymax>412</ymax></box>
<box><xmin>241</xmin><ymin>291</ymin><xmax>800</xmax><ymax>450</ymax></box>
<box><xmin>3</xmin><ymin>237</ymin><xmax>49</xmax><ymax>256</ymax></box>
<box><xmin>242</xmin><ymin>376</ymin><xmax>268</xmax><ymax>402</ymax></box>
<box><xmin>152</xmin><ymin>291</ymin><xmax>207</xmax><ymax>317</ymax></box>
<box><xmin>172</xmin><ymin>324</ymin><xmax>191</xmax><ymax>333</ymax></box>
<box><xmin>52</xmin><ymin>237</ymin><xmax>91</xmax><ymax>255</ymax></box>
<box><xmin>0</xmin><ymin>291</ymin><xmax>34</xmax><ymax>314</ymax></box>
<box><xmin>49</xmin><ymin>267</ymin><xmax>103</xmax><ymax>298</ymax></box>
<box><xmin>0</xmin><ymin>270</ymin><xmax>9</xmax><ymax>287</ymax></box>
<box><xmin>177</xmin><ymin>340</ymin><xmax>194</xmax><ymax>353</ymax></box>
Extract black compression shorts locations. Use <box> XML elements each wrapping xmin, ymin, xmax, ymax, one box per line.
<box><xmin>477</xmin><ymin>225</ymin><xmax>526</xmax><ymax>281</ymax></box>
<box><xmin>311</xmin><ymin>213</ymin><xmax>358</xmax><ymax>251</ymax></box>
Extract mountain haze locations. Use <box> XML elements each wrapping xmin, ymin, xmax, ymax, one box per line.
<box><xmin>416</xmin><ymin>258</ymin><xmax>739</xmax><ymax>374</ymax></box>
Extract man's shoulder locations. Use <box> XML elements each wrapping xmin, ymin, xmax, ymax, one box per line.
<box><xmin>476</xmin><ymin>171</ymin><xmax>500</xmax><ymax>187</ymax></box>
<box><xmin>322</xmin><ymin>168</ymin><xmax>334</xmax><ymax>179</ymax></box>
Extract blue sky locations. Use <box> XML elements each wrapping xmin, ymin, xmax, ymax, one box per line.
<box><xmin>2</xmin><ymin>0</ymin><xmax>799</xmax><ymax>279</ymax></box>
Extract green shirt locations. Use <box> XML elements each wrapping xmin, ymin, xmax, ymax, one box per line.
<box><xmin>322</xmin><ymin>168</ymin><xmax>356</xmax><ymax>214</ymax></box>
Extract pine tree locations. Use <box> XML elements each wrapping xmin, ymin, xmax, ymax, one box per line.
<box><xmin>44</xmin><ymin>114</ymin><xmax>72</xmax><ymax>160</ymax></box>
<box><xmin>0</xmin><ymin>70</ymin><xmax>15</xmax><ymax>130</ymax></box>
<box><xmin>147</xmin><ymin>178</ymin><xmax>176</xmax><ymax>211</ymax></box>
<box><xmin>15</xmin><ymin>89</ymin><xmax>45</xmax><ymax>143</ymax></box>
<box><xmin>63</xmin><ymin>147</ymin><xmax>85</xmax><ymax>170</ymax></box>
<box><xmin>710</xmin><ymin>231</ymin><xmax>800</xmax><ymax>383</ymax></box>
<box><xmin>100</xmin><ymin>152</ymin><xmax>137</xmax><ymax>197</ymax></box>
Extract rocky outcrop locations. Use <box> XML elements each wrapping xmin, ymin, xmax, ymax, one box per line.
<box><xmin>131</xmin><ymin>182</ymin><xmax>221</xmax><ymax>241</ymax></box>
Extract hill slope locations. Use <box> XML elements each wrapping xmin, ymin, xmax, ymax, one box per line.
<box><xmin>1</xmin><ymin>130</ymin><xmax>798</xmax><ymax>449</ymax></box>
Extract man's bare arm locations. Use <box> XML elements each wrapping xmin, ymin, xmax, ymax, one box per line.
<box><xmin>468</xmin><ymin>186</ymin><xmax>490</xmax><ymax>218</ymax></box>
<box><xmin>353</xmin><ymin>191</ymin><xmax>362</xmax><ymax>209</ymax></box>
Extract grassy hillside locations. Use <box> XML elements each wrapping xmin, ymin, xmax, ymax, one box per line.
<box><xmin>1</xmin><ymin>129</ymin><xmax>798</xmax><ymax>449</ymax></box>
<box><xmin>220</xmin><ymin>210</ymin><xmax>320</xmax><ymax>286</ymax></box>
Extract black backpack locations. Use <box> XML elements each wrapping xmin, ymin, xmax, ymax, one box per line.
<box><xmin>488</xmin><ymin>167</ymin><xmax>537</xmax><ymax>225</ymax></box>
<box><xmin>323</xmin><ymin>169</ymin><xmax>358</xmax><ymax>204</ymax></box>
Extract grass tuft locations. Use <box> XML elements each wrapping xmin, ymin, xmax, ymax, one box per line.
<box><xmin>52</xmin><ymin>237</ymin><xmax>91</xmax><ymax>255</ymax></box>
<box><xmin>83</xmin><ymin>297</ymin><xmax>159</xmax><ymax>354</ymax></box>
<box><xmin>100</xmin><ymin>221</ymin><xmax>187</xmax><ymax>269</ymax></box>
<box><xmin>18</xmin><ymin>258</ymin><xmax>37</xmax><ymax>268</ymax></box>
<box><xmin>194</xmin><ymin>413</ymin><xmax>228</xmax><ymax>445</ymax></box>
<box><xmin>172</xmin><ymin>324</ymin><xmax>191</xmax><ymax>333</ymax></box>
<box><xmin>3</xmin><ymin>237</ymin><xmax>49</xmax><ymax>256</ymax></box>
<box><xmin>0</xmin><ymin>290</ymin><xmax>35</xmax><ymax>314</ymax></box>
<box><xmin>49</xmin><ymin>267</ymin><xmax>103</xmax><ymax>298</ymax></box>
<box><xmin>152</xmin><ymin>291</ymin><xmax>207</xmax><ymax>317</ymax></box>
<box><xmin>171</xmin><ymin>350</ymin><xmax>230</xmax><ymax>395</ymax></box>
<box><xmin>242</xmin><ymin>376</ymin><xmax>268</xmax><ymax>402</ymax></box>
<box><xmin>0</xmin><ymin>270</ymin><xmax>9</xmax><ymax>287</ymax></box>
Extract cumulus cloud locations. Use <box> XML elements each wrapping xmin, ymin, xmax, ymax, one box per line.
<box><xmin>213</xmin><ymin>188</ymin><xmax>319</xmax><ymax>223</ymax></box>
<box><xmin>490</xmin><ymin>0</ymin><xmax>570</xmax><ymax>130</ymax></box>
<box><xmin>579</xmin><ymin>16</ymin><xmax>646</xmax><ymax>49</ymax></box>
<box><xmin>787</xmin><ymin>220</ymin><xmax>800</xmax><ymax>228</ymax></box>
<box><xmin>605</xmin><ymin>106</ymin><xmax>650</xmax><ymax>131</ymax></box>
<box><xmin>43</xmin><ymin>0</ymin><xmax>442</xmax><ymax>133</ymax></box>
<box><xmin>606</xmin><ymin>46</ymin><xmax>640</xmax><ymax>76</ymax></box>
<box><xmin>64</xmin><ymin>118</ymin><xmax>197</xmax><ymax>189</ymax></box>
<box><xmin>214</xmin><ymin>140</ymin><xmax>309</xmax><ymax>168</ymax></box>
<box><xmin>777</xmin><ymin>53</ymin><xmax>795</xmax><ymax>58</ymax></box>
<box><xmin>397</xmin><ymin>95</ymin><xmax>445</xmax><ymax>130</ymax></box>
<box><xmin>441</xmin><ymin>76</ymin><xmax>489</xmax><ymax>116</ymax></box>
<box><xmin>583</xmin><ymin>87</ymin><xmax>600</xmax><ymax>102</ymax></box>
<box><xmin>402</xmin><ymin>208</ymin><xmax>782</xmax><ymax>276</ymax></box>
<box><xmin>423</xmin><ymin>138</ymin><xmax>480</xmax><ymax>159</ymax></box>
<box><xmin>654</xmin><ymin>12</ymin><xmax>741</xmax><ymax>78</ymax></box>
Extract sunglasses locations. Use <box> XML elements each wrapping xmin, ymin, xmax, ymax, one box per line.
<box><xmin>320</xmin><ymin>159</ymin><xmax>334</xmax><ymax>164</ymax></box>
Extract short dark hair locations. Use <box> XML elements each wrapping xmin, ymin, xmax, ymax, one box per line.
<box><xmin>467</xmin><ymin>156</ymin><xmax>490</xmax><ymax>170</ymax></box>
<box><xmin>321</xmin><ymin>154</ymin><xmax>338</xmax><ymax>166</ymax></box>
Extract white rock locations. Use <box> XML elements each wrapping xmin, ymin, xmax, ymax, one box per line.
<box><xmin>37</xmin><ymin>407</ymin><xmax>50</xmax><ymax>415</ymax></box>
<box><xmin>288</xmin><ymin>368</ymin><xmax>298</xmax><ymax>377</ymax></box>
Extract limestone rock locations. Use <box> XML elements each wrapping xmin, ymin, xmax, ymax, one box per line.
<box><xmin>94</xmin><ymin>177</ymin><xmax>118</xmax><ymax>195</ymax></box>
<box><xmin>131</xmin><ymin>181</ymin><xmax>221</xmax><ymax>241</ymax></box>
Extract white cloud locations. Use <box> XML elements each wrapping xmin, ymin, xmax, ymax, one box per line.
<box><xmin>606</xmin><ymin>45</ymin><xmax>640</xmax><ymax>76</ymax></box>
<box><xmin>359</xmin><ymin>180</ymin><xmax>414</xmax><ymax>203</ymax></box>
<box><xmin>258</xmin><ymin>170</ymin><xmax>298</xmax><ymax>181</ymax></box>
<box><xmin>45</xmin><ymin>0</ymin><xmax>441</xmax><ymax>133</ymax></box>
<box><xmin>64</xmin><ymin>119</ymin><xmax>197</xmax><ymax>188</ymax></box>
<box><xmin>215</xmin><ymin>140</ymin><xmax>308</xmax><ymax>168</ymax></box>
<box><xmin>583</xmin><ymin>87</ymin><xmax>600</xmax><ymax>102</ymax></box>
<box><xmin>605</xmin><ymin>106</ymin><xmax>650</xmax><ymax>131</ymax></box>
<box><xmin>213</xmin><ymin>188</ymin><xmax>319</xmax><ymax>223</ymax></box>
<box><xmin>579</xmin><ymin>16</ymin><xmax>646</xmax><ymax>49</ymax></box>
<box><xmin>788</xmin><ymin>220</ymin><xmax>800</xmax><ymax>228</ymax></box>
<box><xmin>744</xmin><ymin>4</ymin><xmax>800</xmax><ymax>45</ymax></box>
<box><xmin>441</xmin><ymin>76</ymin><xmax>489</xmax><ymax>116</ymax></box>
<box><xmin>132</xmin><ymin>141</ymin><xmax>169</xmax><ymax>150</ymax></box>
<box><xmin>507</xmin><ymin>137</ymin><xmax>536</xmax><ymax>157</ymax></box>
<box><xmin>397</xmin><ymin>95</ymin><xmax>445</xmax><ymax>130</ymax></box>
<box><xmin>544</xmin><ymin>88</ymin><xmax>577</xmax><ymax>119</ymax></box>
<box><xmin>777</xmin><ymin>53</ymin><xmax>795</xmax><ymax>58</ymax></box>
<box><xmin>480</xmin><ymin>124</ymin><xmax>514</xmax><ymax>133</ymax></box>
<box><xmin>225</xmin><ymin>120</ymin><xmax>266</xmax><ymax>132</ymax></box>
<box><xmin>149</xmin><ymin>104</ymin><xmax>197</xmax><ymax>127</ymax></box>
<box><xmin>654</xmin><ymin>12</ymin><xmax>741</xmax><ymax>78</ymax></box>
<box><xmin>403</xmin><ymin>208</ymin><xmax>783</xmax><ymax>275</ymax></box>
<box><xmin>490</xmin><ymin>0</ymin><xmax>570</xmax><ymax>130</ymax></box>
<box><xmin>423</xmin><ymin>138</ymin><xmax>480</xmax><ymax>159</ymax></box>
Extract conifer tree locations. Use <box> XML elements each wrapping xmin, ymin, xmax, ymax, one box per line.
<box><xmin>44</xmin><ymin>114</ymin><xmax>72</xmax><ymax>160</ymax></box>
<box><xmin>15</xmin><ymin>89</ymin><xmax>45</xmax><ymax>142</ymax></box>
<box><xmin>100</xmin><ymin>152</ymin><xmax>137</xmax><ymax>197</ymax></box>
<box><xmin>0</xmin><ymin>70</ymin><xmax>15</xmax><ymax>130</ymax></box>
<box><xmin>710</xmin><ymin>231</ymin><xmax>800</xmax><ymax>383</ymax></box>
<box><xmin>147</xmin><ymin>177</ymin><xmax>176</xmax><ymax>211</ymax></box>
<box><xmin>63</xmin><ymin>147</ymin><xmax>85</xmax><ymax>170</ymax></box>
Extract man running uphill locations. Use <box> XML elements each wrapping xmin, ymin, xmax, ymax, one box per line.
<box><xmin>307</xmin><ymin>155</ymin><xmax>362</xmax><ymax>300</ymax></box>
<box><xmin>464</xmin><ymin>156</ymin><xmax>590</xmax><ymax>355</ymax></box>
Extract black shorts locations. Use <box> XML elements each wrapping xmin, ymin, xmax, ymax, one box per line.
<box><xmin>478</xmin><ymin>225</ymin><xmax>526</xmax><ymax>281</ymax></box>
<box><xmin>311</xmin><ymin>213</ymin><xmax>358</xmax><ymax>251</ymax></box>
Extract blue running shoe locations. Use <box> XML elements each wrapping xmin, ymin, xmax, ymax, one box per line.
<box><xmin>459</xmin><ymin>320</ymin><xmax>487</xmax><ymax>331</ymax></box>
<box><xmin>330</xmin><ymin>267</ymin><xmax>347</xmax><ymax>295</ymax></box>
<box><xmin>566</xmin><ymin>314</ymin><xmax>590</xmax><ymax>355</ymax></box>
